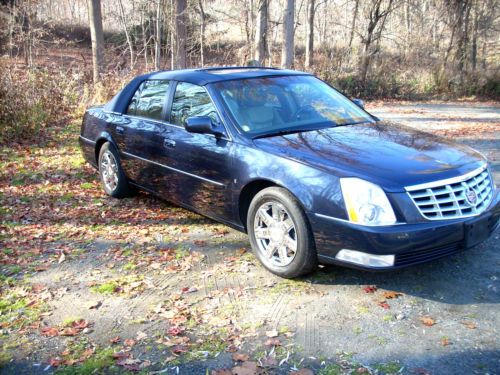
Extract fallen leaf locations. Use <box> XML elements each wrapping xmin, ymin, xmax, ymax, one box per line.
<box><xmin>167</xmin><ymin>326</ymin><xmax>185</xmax><ymax>336</ymax></box>
<box><xmin>232</xmin><ymin>353</ymin><xmax>250</xmax><ymax>362</ymax></box>
<box><xmin>109</xmin><ymin>336</ymin><xmax>121</xmax><ymax>344</ymax></box>
<box><xmin>290</xmin><ymin>369</ymin><xmax>314</xmax><ymax>375</ymax></box>
<box><xmin>378</xmin><ymin>301</ymin><xmax>390</xmax><ymax>310</ymax></box>
<box><xmin>383</xmin><ymin>291</ymin><xmax>403</xmax><ymax>299</ymax></box>
<box><xmin>260</xmin><ymin>356</ymin><xmax>277</xmax><ymax>367</ymax></box>
<box><xmin>172</xmin><ymin>345</ymin><xmax>188</xmax><ymax>354</ymax></box>
<box><xmin>71</xmin><ymin>319</ymin><xmax>89</xmax><ymax>330</ymax></box>
<box><xmin>88</xmin><ymin>301</ymin><xmax>102</xmax><ymax>310</ymax></box>
<box><xmin>461</xmin><ymin>321</ymin><xmax>476</xmax><ymax>329</ymax></box>
<box><xmin>411</xmin><ymin>368</ymin><xmax>431</xmax><ymax>375</ymax></box>
<box><xmin>124</xmin><ymin>339</ymin><xmax>136</xmax><ymax>347</ymax></box>
<box><xmin>441</xmin><ymin>337</ymin><xmax>450</xmax><ymax>346</ymax></box>
<box><xmin>60</xmin><ymin>327</ymin><xmax>79</xmax><ymax>336</ymax></box>
<box><xmin>112</xmin><ymin>352</ymin><xmax>129</xmax><ymax>360</ymax></box>
<box><xmin>211</xmin><ymin>370</ymin><xmax>232</xmax><ymax>375</ymax></box>
<box><xmin>264</xmin><ymin>338</ymin><xmax>281</xmax><ymax>346</ymax></box>
<box><xmin>420</xmin><ymin>316</ymin><xmax>435</xmax><ymax>326</ymax></box>
<box><xmin>363</xmin><ymin>285</ymin><xmax>377</xmax><ymax>293</ymax></box>
<box><xmin>48</xmin><ymin>357</ymin><xmax>62</xmax><ymax>367</ymax></box>
<box><xmin>41</xmin><ymin>326</ymin><xmax>59</xmax><ymax>337</ymax></box>
<box><xmin>265</xmin><ymin>329</ymin><xmax>278</xmax><ymax>338</ymax></box>
<box><xmin>232</xmin><ymin>361</ymin><xmax>260</xmax><ymax>375</ymax></box>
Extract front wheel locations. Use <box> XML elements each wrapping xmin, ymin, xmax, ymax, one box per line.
<box><xmin>247</xmin><ymin>187</ymin><xmax>317</xmax><ymax>278</ymax></box>
<box><xmin>98</xmin><ymin>142</ymin><xmax>133</xmax><ymax>198</ymax></box>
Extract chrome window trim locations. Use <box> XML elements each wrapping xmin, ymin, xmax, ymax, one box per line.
<box><xmin>121</xmin><ymin>151</ymin><xmax>225</xmax><ymax>187</ymax></box>
<box><xmin>405</xmin><ymin>164</ymin><xmax>488</xmax><ymax>192</ymax></box>
<box><xmin>121</xmin><ymin>113</ymin><xmax>232</xmax><ymax>142</ymax></box>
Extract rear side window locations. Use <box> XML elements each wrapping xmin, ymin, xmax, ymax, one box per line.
<box><xmin>126</xmin><ymin>80</ymin><xmax>169</xmax><ymax>121</ymax></box>
<box><xmin>170</xmin><ymin>82</ymin><xmax>218</xmax><ymax>126</ymax></box>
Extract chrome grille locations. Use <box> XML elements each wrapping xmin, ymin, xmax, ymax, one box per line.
<box><xmin>406</xmin><ymin>166</ymin><xmax>494</xmax><ymax>220</ymax></box>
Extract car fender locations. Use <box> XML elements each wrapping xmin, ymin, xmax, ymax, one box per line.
<box><xmin>234</xmin><ymin>146</ymin><xmax>347</xmax><ymax>224</ymax></box>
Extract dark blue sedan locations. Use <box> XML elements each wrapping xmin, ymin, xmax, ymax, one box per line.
<box><xmin>79</xmin><ymin>67</ymin><xmax>500</xmax><ymax>278</ymax></box>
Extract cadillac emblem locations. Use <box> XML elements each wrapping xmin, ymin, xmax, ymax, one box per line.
<box><xmin>465</xmin><ymin>188</ymin><xmax>478</xmax><ymax>206</ymax></box>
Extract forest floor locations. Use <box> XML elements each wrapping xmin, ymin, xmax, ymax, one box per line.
<box><xmin>0</xmin><ymin>101</ymin><xmax>499</xmax><ymax>375</ymax></box>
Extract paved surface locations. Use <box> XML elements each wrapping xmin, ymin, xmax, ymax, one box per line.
<box><xmin>1</xmin><ymin>102</ymin><xmax>499</xmax><ymax>374</ymax></box>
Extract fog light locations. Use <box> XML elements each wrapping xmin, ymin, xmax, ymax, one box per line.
<box><xmin>335</xmin><ymin>249</ymin><xmax>394</xmax><ymax>267</ymax></box>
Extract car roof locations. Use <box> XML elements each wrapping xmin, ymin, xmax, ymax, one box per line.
<box><xmin>104</xmin><ymin>67</ymin><xmax>312</xmax><ymax>114</ymax></box>
<box><xmin>140</xmin><ymin>66</ymin><xmax>311</xmax><ymax>85</ymax></box>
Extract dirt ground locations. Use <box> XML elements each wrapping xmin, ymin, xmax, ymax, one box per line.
<box><xmin>0</xmin><ymin>101</ymin><xmax>499</xmax><ymax>375</ymax></box>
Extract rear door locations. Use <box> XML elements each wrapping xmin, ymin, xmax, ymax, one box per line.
<box><xmin>118</xmin><ymin>80</ymin><xmax>172</xmax><ymax>189</ymax></box>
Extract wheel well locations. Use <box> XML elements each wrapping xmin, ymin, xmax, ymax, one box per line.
<box><xmin>94</xmin><ymin>138</ymin><xmax>108</xmax><ymax>165</ymax></box>
<box><xmin>239</xmin><ymin>180</ymin><xmax>277</xmax><ymax>231</ymax></box>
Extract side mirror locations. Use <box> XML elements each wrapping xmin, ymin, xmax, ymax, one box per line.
<box><xmin>184</xmin><ymin>116</ymin><xmax>225</xmax><ymax>137</ymax></box>
<box><xmin>352</xmin><ymin>98</ymin><xmax>365</xmax><ymax>109</ymax></box>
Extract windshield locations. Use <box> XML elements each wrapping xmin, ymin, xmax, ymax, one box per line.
<box><xmin>213</xmin><ymin>75</ymin><xmax>374</xmax><ymax>137</ymax></box>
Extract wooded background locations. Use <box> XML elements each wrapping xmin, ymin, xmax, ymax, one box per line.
<box><xmin>0</xmin><ymin>0</ymin><xmax>498</xmax><ymax>144</ymax></box>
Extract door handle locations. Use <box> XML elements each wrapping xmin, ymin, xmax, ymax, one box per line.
<box><xmin>163</xmin><ymin>138</ymin><xmax>176</xmax><ymax>148</ymax></box>
<box><xmin>116</xmin><ymin>126</ymin><xmax>124</xmax><ymax>134</ymax></box>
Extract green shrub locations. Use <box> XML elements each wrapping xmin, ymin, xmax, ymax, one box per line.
<box><xmin>0</xmin><ymin>62</ymin><xmax>81</xmax><ymax>145</ymax></box>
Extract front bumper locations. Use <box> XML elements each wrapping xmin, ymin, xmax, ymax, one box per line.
<box><xmin>311</xmin><ymin>192</ymin><xmax>500</xmax><ymax>270</ymax></box>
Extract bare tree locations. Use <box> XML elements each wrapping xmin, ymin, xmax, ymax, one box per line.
<box><xmin>254</xmin><ymin>0</ymin><xmax>268</xmax><ymax>64</ymax></box>
<box><xmin>198</xmin><ymin>0</ymin><xmax>206</xmax><ymax>67</ymax></box>
<box><xmin>305</xmin><ymin>0</ymin><xmax>315</xmax><ymax>69</ymax></box>
<box><xmin>174</xmin><ymin>0</ymin><xmax>187</xmax><ymax>69</ymax></box>
<box><xmin>117</xmin><ymin>0</ymin><xmax>135</xmax><ymax>69</ymax></box>
<box><xmin>281</xmin><ymin>0</ymin><xmax>295</xmax><ymax>68</ymax></box>
<box><xmin>359</xmin><ymin>0</ymin><xmax>396</xmax><ymax>83</ymax></box>
<box><xmin>349</xmin><ymin>0</ymin><xmax>359</xmax><ymax>48</ymax></box>
<box><xmin>155</xmin><ymin>0</ymin><xmax>162</xmax><ymax>70</ymax></box>
<box><xmin>88</xmin><ymin>0</ymin><xmax>104</xmax><ymax>83</ymax></box>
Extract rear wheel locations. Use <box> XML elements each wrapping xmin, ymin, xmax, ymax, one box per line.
<box><xmin>98</xmin><ymin>142</ymin><xmax>132</xmax><ymax>198</ymax></box>
<box><xmin>247</xmin><ymin>187</ymin><xmax>317</xmax><ymax>278</ymax></box>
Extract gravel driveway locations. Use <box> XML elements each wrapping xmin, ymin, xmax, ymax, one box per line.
<box><xmin>1</xmin><ymin>101</ymin><xmax>499</xmax><ymax>375</ymax></box>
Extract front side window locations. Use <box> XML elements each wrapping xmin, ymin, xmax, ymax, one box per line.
<box><xmin>214</xmin><ymin>75</ymin><xmax>373</xmax><ymax>136</ymax></box>
<box><xmin>126</xmin><ymin>80</ymin><xmax>169</xmax><ymax>121</ymax></box>
<box><xmin>170</xmin><ymin>82</ymin><xmax>218</xmax><ymax>126</ymax></box>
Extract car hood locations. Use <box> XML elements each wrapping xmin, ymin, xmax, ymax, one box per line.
<box><xmin>252</xmin><ymin>122</ymin><xmax>485</xmax><ymax>192</ymax></box>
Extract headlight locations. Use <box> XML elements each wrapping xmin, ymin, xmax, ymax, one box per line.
<box><xmin>340</xmin><ymin>177</ymin><xmax>397</xmax><ymax>226</ymax></box>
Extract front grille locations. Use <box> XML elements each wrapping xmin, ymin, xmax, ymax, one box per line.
<box><xmin>394</xmin><ymin>243</ymin><xmax>462</xmax><ymax>267</ymax></box>
<box><xmin>406</xmin><ymin>166</ymin><xmax>494</xmax><ymax>220</ymax></box>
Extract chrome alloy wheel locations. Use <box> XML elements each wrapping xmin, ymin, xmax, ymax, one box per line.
<box><xmin>253</xmin><ymin>201</ymin><xmax>297</xmax><ymax>267</ymax></box>
<box><xmin>100</xmin><ymin>150</ymin><xmax>119</xmax><ymax>192</ymax></box>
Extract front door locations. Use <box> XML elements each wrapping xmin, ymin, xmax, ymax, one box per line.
<box><xmin>156</xmin><ymin>81</ymin><xmax>235</xmax><ymax>221</ymax></box>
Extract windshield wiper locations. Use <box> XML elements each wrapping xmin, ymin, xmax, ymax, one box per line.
<box><xmin>252</xmin><ymin>127</ymin><xmax>327</xmax><ymax>139</ymax></box>
<box><xmin>338</xmin><ymin>119</ymin><xmax>374</xmax><ymax>126</ymax></box>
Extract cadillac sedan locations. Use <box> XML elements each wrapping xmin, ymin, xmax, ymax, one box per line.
<box><xmin>79</xmin><ymin>67</ymin><xmax>500</xmax><ymax>278</ymax></box>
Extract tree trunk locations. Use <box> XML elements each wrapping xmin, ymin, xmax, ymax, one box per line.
<box><xmin>198</xmin><ymin>0</ymin><xmax>206</xmax><ymax>67</ymax></box>
<box><xmin>470</xmin><ymin>0</ymin><xmax>478</xmax><ymax>71</ymax></box>
<box><xmin>155</xmin><ymin>0</ymin><xmax>162</xmax><ymax>70</ymax></box>
<box><xmin>281</xmin><ymin>0</ymin><xmax>295</xmax><ymax>68</ymax></box>
<box><xmin>348</xmin><ymin>0</ymin><xmax>359</xmax><ymax>48</ymax></box>
<box><xmin>254</xmin><ymin>0</ymin><xmax>268</xmax><ymax>65</ymax></box>
<box><xmin>359</xmin><ymin>0</ymin><xmax>394</xmax><ymax>84</ymax></box>
<box><xmin>118</xmin><ymin>0</ymin><xmax>135</xmax><ymax>70</ymax></box>
<box><xmin>174</xmin><ymin>0</ymin><xmax>187</xmax><ymax>69</ymax></box>
<box><xmin>305</xmin><ymin>0</ymin><xmax>314</xmax><ymax>69</ymax></box>
<box><xmin>88</xmin><ymin>0</ymin><xmax>105</xmax><ymax>83</ymax></box>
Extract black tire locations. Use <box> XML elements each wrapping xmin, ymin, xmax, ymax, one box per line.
<box><xmin>98</xmin><ymin>142</ymin><xmax>133</xmax><ymax>198</ymax></box>
<box><xmin>247</xmin><ymin>187</ymin><xmax>317</xmax><ymax>278</ymax></box>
